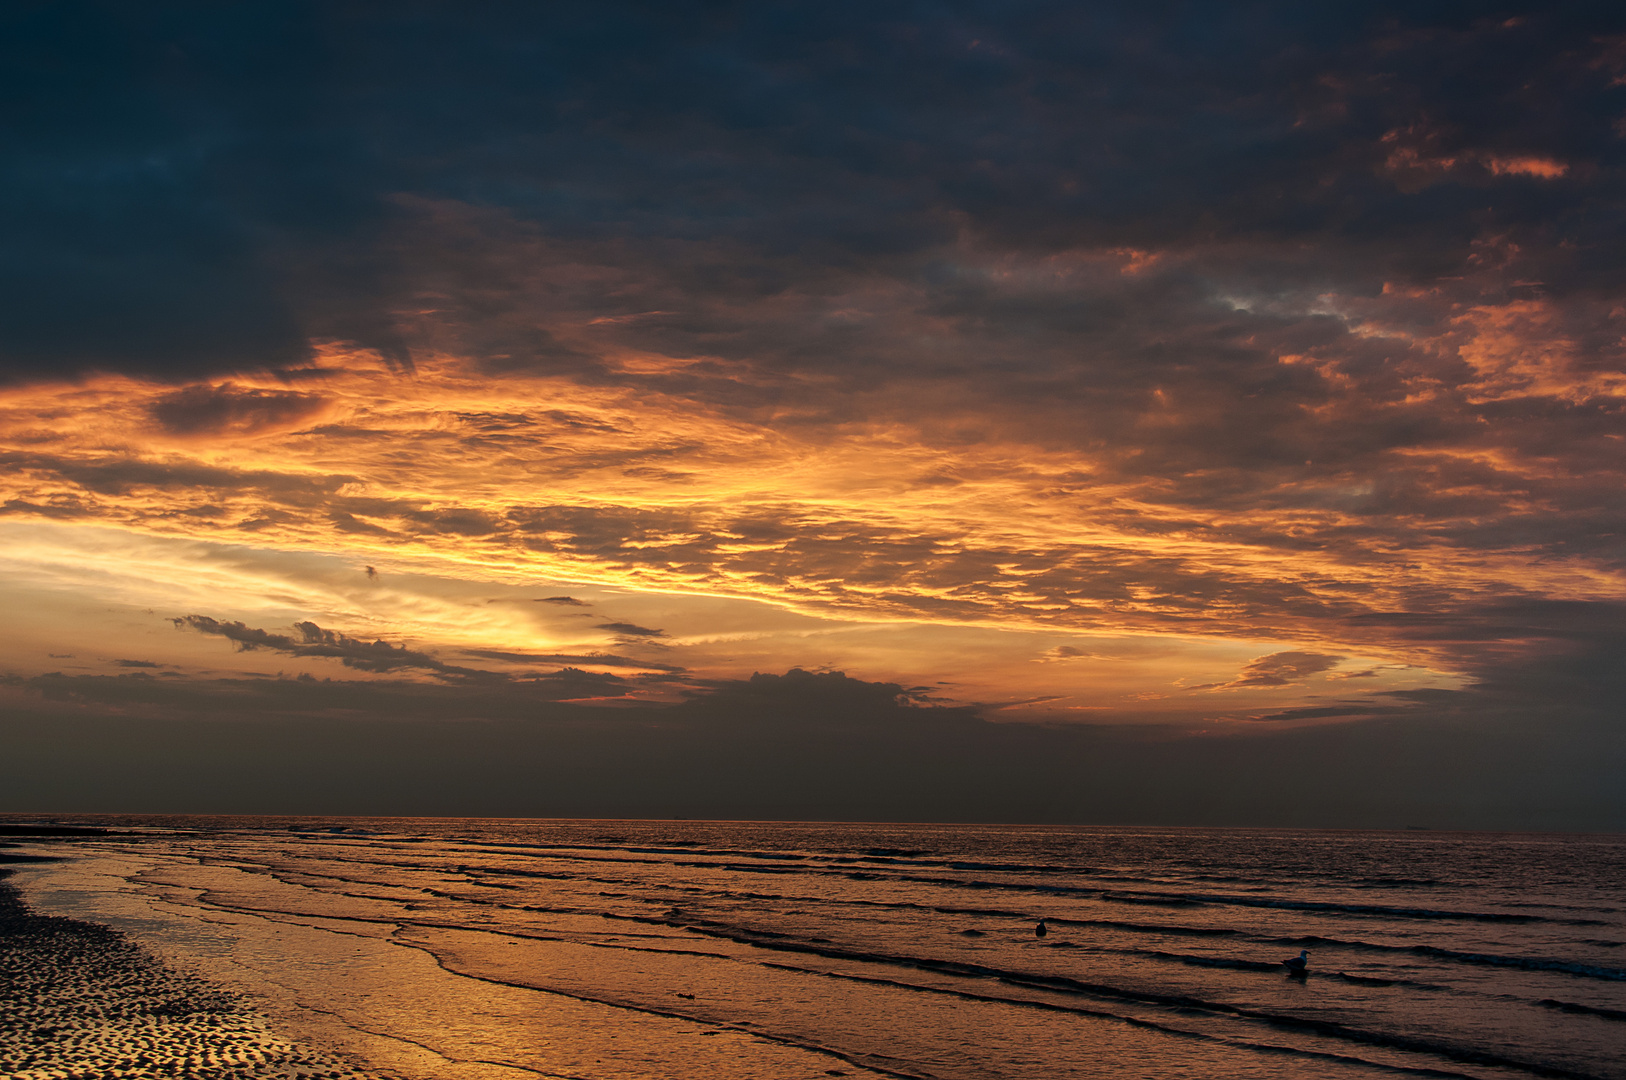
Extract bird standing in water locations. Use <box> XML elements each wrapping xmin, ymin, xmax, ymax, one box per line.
<box><xmin>1035</xmin><ymin>919</ymin><xmax>1048</xmax><ymax>938</ymax></box>
<box><xmin>1283</xmin><ymin>949</ymin><xmax>1309</xmax><ymax>974</ymax></box>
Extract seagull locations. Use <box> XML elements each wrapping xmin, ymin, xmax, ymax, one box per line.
<box><xmin>1282</xmin><ymin>949</ymin><xmax>1309</xmax><ymax>974</ymax></box>
<box><xmin>1035</xmin><ymin>919</ymin><xmax>1048</xmax><ymax>938</ymax></box>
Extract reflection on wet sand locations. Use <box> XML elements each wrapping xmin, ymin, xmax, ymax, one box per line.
<box><xmin>8</xmin><ymin>820</ymin><xmax>1625</xmax><ymax>1080</ymax></box>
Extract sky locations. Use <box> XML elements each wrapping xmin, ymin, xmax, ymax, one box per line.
<box><xmin>2</xmin><ymin>2</ymin><xmax>1624</xmax><ymax>827</ymax></box>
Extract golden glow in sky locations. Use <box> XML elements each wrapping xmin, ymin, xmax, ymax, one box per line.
<box><xmin>7</xmin><ymin>264</ymin><xmax>1617</xmax><ymax>727</ymax></box>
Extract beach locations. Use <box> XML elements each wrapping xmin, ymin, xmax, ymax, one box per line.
<box><xmin>3</xmin><ymin>818</ymin><xmax>1623</xmax><ymax>1080</ymax></box>
<box><xmin>0</xmin><ymin>865</ymin><xmax>385</xmax><ymax>1080</ymax></box>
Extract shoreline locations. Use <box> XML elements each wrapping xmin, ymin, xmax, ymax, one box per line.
<box><xmin>0</xmin><ymin>867</ymin><xmax>389</xmax><ymax>1080</ymax></box>
<box><xmin>5</xmin><ymin>823</ymin><xmax>1621</xmax><ymax>1080</ymax></box>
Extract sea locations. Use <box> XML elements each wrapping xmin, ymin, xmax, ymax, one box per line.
<box><xmin>5</xmin><ymin>817</ymin><xmax>1625</xmax><ymax>1080</ymax></box>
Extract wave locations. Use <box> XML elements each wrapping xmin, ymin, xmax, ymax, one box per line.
<box><xmin>1408</xmin><ymin>946</ymin><xmax>1626</xmax><ymax>982</ymax></box>
<box><xmin>756</xmin><ymin>960</ymin><xmax>1487</xmax><ymax>1080</ymax></box>
<box><xmin>942</xmin><ymin>861</ymin><xmax>1093</xmax><ymax>874</ymax></box>
<box><xmin>271</xmin><ymin>870</ymin><xmax>1486</xmax><ymax>998</ymax></box>
<box><xmin>1054</xmin><ymin>917</ymin><xmax>1236</xmax><ymax>937</ymax></box>
<box><xmin>423</xmin><ymin>846</ymin><xmax>1613</xmax><ymax>934</ymax></box>
<box><xmin>1100</xmin><ymin>893</ymin><xmax>1201</xmax><ymax>907</ymax></box>
<box><xmin>605</xmin><ymin>912</ymin><xmax>1609</xmax><ymax>1078</ymax></box>
<box><xmin>1142</xmin><ymin>950</ymin><xmax>1282</xmax><ymax>972</ymax></box>
<box><xmin>1537</xmin><ymin>999</ymin><xmax>1626</xmax><ymax>1023</ymax></box>
<box><xmin>1163</xmin><ymin>894</ymin><xmax>1534</xmax><ymax>922</ymax></box>
<box><xmin>264</xmin><ymin>856</ymin><xmax>1626</xmax><ymax>992</ymax></box>
<box><xmin>718</xmin><ymin>929</ymin><xmax>1606</xmax><ymax>1079</ymax></box>
<box><xmin>473</xmin><ymin>839</ymin><xmax>1103</xmax><ymax>877</ymax></box>
<box><xmin>862</xmin><ymin>848</ymin><xmax>932</xmax><ymax>857</ymax></box>
<box><xmin>989</xmin><ymin>971</ymin><xmax>1607</xmax><ymax>1080</ymax></box>
<box><xmin>1052</xmin><ymin>944</ymin><xmax>1450</xmax><ymax>992</ymax></box>
<box><xmin>56</xmin><ymin>830</ymin><xmax>1626</xmax><ymax>1080</ymax></box>
<box><xmin>1256</xmin><ymin>932</ymin><xmax>1626</xmax><ymax>982</ymax></box>
<box><xmin>513</xmin><ymin>848</ymin><xmax>1609</xmax><ymax>928</ymax></box>
<box><xmin>288</xmin><ymin>884</ymin><xmax>1593</xmax><ymax>1078</ymax></box>
<box><xmin>1126</xmin><ymin>891</ymin><xmax>1608</xmax><ymax>926</ymax></box>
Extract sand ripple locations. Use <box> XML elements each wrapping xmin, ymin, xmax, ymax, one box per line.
<box><xmin>0</xmin><ymin>870</ymin><xmax>392</xmax><ymax>1080</ymax></box>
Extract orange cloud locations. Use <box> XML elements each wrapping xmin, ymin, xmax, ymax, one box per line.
<box><xmin>0</xmin><ymin>331</ymin><xmax>1617</xmax><ymax>673</ymax></box>
<box><xmin>1480</xmin><ymin>155</ymin><xmax>1568</xmax><ymax>179</ymax></box>
<box><xmin>1379</xmin><ymin>126</ymin><xmax>1569</xmax><ymax>188</ymax></box>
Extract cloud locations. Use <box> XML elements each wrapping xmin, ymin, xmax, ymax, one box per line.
<box><xmin>2</xmin><ymin>664</ymin><xmax>963</xmax><ymax>731</ymax></box>
<box><xmin>3</xmin><ymin>662</ymin><xmax>1621</xmax><ymax>830</ymax></box>
<box><xmin>1196</xmin><ymin>652</ymin><xmax>1344</xmax><ymax>692</ymax></box>
<box><xmin>8</xmin><ymin>667</ymin><xmax>632</xmax><ymax>716</ymax></box>
<box><xmin>1239</xmin><ymin>705</ymin><xmax>1389</xmax><ymax>724</ymax></box>
<box><xmin>1</xmin><ymin>350</ymin><xmax>1620</xmax><ymax>690</ymax></box>
<box><xmin>596</xmin><ymin>621</ymin><xmax>665</xmax><ymax>638</ymax></box>
<box><xmin>174</xmin><ymin>615</ymin><xmax>504</xmax><ymax>682</ymax></box>
<box><xmin>1040</xmin><ymin>646</ymin><xmax>1124</xmax><ymax>663</ymax></box>
<box><xmin>461</xmin><ymin>648</ymin><xmax>683</xmax><ymax>674</ymax></box>
<box><xmin>0</xmin><ymin>2</ymin><xmax>1620</xmax><ymax>817</ymax></box>
<box><xmin>677</xmin><ymin>668</ymin><xmax>941</xmax><ymax>715</ymax></box>
<box><xmin>406</xmin><ymin>508</ymin><xmax>503</xmax><ymax>537</ymax></box>
<box><xmin>1</xmin><ymin>6</ymin><xmax>1619</xmax><ymax>384</ymax></box>
<box><xmin>169</xmin><ymin>612</ymin><xmax>702</xmax><ymax>696</ymax></box>
<box><xmin>149</xmin><ymin>384</ymin><xmax>329</xmax><ymax>436</ymax></box>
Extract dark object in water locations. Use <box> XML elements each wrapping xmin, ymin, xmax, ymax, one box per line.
<box><xmin>1035</xmin><ymin>919</ymin><xmax>1048</xmax><ymax>938</ymax></box>
<box><xmin>1283</xmin><ymin>948</ymin><xmax>1309</xmax><ymax>975</ymax></box>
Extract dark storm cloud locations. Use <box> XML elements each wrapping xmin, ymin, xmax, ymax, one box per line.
<box><xmin>6</xmin><ymin>666</ymin><xmax>631</xmax><ymax>716</ymax></box>
<box><xmin>2</xmin><ymin>661</ymin><xmax>1620</xmax><ymax>828</ymax></box>
<box><xmin>4</xmin><ymin>3</ymin><xmax>1622</xmax><ymax>381</ymax></box>
<box><xmin>0</xmin><ymin>3</ymin><xmax>360</xmax><ymax>378</ymax></box>
<box><xmin>1341</xmin><ymin>598</ymin><xmax>1626</xmax><ymax>689</ymax></box>
<box><xmin>1439</xmin><ymin>601</ymin><xmax>1626</xmax><ymax>715</ymax></box>
<box><xmin>1241</xmin><ymin>704</ymin><xmax>1388</xmax><ymax>723</ymax></box>
<box><xmin>674</xmin><ymin>668</ymin><xmax>942</xmax><ymax>719</ymax></box>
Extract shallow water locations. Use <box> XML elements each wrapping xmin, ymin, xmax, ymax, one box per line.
<box><xmin>8</xmin><ymin>817</ymin><xmax>1625</xmax><ymax>1079</ymax></box>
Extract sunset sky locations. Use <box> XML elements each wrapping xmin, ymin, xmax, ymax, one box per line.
<box><xmin>3</xmin><ymin>3</ymin><xmax>1624</xmax><ymax>827</ymax></box>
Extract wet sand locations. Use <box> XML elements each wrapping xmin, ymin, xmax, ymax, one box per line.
<box><xmin>0</xmin><ymin>868</ymin><xmax>388</xmax><ymax>1080</ymax></box>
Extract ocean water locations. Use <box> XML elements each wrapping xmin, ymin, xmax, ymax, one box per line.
<box><xmin>7</xmin><ymin>817</ymin><xmax>1625</xmax><ymax>1080</ymax></box>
